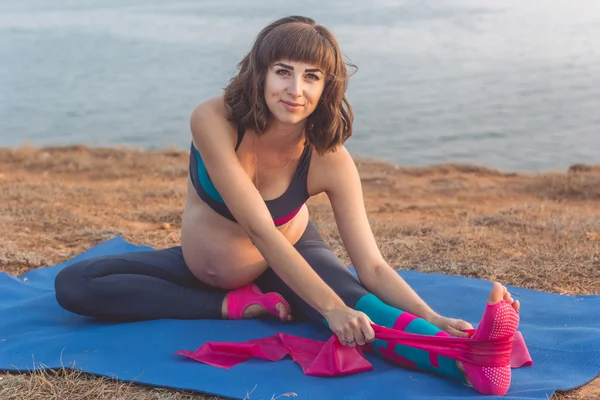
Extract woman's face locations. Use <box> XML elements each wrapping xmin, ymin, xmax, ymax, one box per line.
<box><xmin>264</xmin><ymin>59</ymin><xmax>326</xmax><ymax>126</ymax></box>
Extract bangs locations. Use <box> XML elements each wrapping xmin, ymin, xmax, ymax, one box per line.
<box><xmin>257</xmin><ymin>23</ymin><xmax>336</xmax><ymax>76</ymax></box>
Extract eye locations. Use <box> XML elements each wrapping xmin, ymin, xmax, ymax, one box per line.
<box><xmin>275</xmin><ymin>68</ymin><xmax>291</xmax><ymax>76</ymax></box>
<box><xmin>306</xmin><ymin>73</ymin><xmax>320</xmax><ymax>81</ymax></box>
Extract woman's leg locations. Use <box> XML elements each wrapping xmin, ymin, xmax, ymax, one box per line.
<box><xmin>254</xmin><ymin>221</ymin><xmax>466</xmax><ymax>382</ymax></box>
<box><xmin>55</xmin><ymin>246</ymin><xmax>226</xmax><ymax>321</ymax></box>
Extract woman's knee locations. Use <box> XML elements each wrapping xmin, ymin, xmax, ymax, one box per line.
<box><xmin>54</xmin><ymin>258</ymin><xmax>102</xmax><ymax>315</ymax></box>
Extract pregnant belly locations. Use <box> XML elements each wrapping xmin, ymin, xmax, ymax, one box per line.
<box><xmin>180</xmin><ymin>193</ymin><xmax>309</xmax><ymax>289</ymax></box>
<box><xmin>181</xmin><ymin>217</ymin><xmax>268</xmax><ymax>289</ymax></box>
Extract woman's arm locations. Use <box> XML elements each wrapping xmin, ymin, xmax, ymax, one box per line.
<box><xmin>320</xmin><ymin>146</ymin><xmax>441</xmax><ymax>322</ymax></box>
<box><xmin>191</xmin><ymin>98</ymin><xmax>344</xmax><ymax>315</ymax></box>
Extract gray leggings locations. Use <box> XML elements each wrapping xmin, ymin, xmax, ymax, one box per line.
<box><xmin>54</xmin><ymin>221</ymin><xmax>368</xmax><ymax>322</ymax></box>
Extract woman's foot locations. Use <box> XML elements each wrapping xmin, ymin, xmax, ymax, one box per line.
<box><xmin>457</xmin><ymin>282</ymin><xmax>520</xmax><ymax>395</ymax></box>
<box><xmin>242</xmin><ymin>303</ymin><xmax>292</xmax><ymax>320</ymax></box>
<box><xmin>222</xmin><ymin>284</ymin><xmax>292</xmax><ymax>321</ymax></box>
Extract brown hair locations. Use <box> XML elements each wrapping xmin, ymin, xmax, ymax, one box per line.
<box><xmin>223</xmin><ymin>16</ymin><xmax>355</xmax><ymax>154</ymax></box>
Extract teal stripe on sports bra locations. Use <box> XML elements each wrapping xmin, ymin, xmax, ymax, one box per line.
<box><xmin>192</xmin><ymin>145</ymin><xmax>224</xmax><ymax>203</ymax></box>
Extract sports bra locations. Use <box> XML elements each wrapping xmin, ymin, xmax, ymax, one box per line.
<box><xmin>189</xmin><ymin>125</ymin><xmax>312</xmax><ymax>226</ymax></box>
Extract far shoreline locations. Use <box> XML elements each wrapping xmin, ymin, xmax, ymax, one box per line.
<box><xmin>2</xmin><ymin>142</ymin><xmax>598</xmax><ymax>176</ymax></box>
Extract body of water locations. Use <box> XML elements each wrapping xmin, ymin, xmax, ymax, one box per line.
<box><xmin>1</xmin><ymin>0</ymin><xmax>599</xmax><ymax>171</ymax></box>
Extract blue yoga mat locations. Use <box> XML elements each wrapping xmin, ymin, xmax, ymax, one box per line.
<box><xmin>1</xmin><ymin>237</ymin><xmax>598</xmax><ymax>400</ymax></box>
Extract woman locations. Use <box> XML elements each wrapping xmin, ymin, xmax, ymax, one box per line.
<box><xmin>55</xmin><ymin>16</ymin><xmax>521</xmax><ymax>396</ymax></box>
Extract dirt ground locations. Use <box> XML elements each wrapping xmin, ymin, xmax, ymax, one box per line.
<box><xmin>1</xmin><ymin>145</ymin><xmax>598</xmax><ymax>399</ymax></box>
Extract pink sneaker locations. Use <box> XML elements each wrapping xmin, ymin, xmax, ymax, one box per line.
<box><xmin>462</xmin><ymin>300</ymin><xmax>520</xmax><ymax>396</ymax></box>
<box><xmin>227</xmin><ymin>284</ymin><xmax>291</xmax><ymax>320</ymax></box>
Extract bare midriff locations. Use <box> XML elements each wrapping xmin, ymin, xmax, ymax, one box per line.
<box><xmin>181</xmin><ymin>177</ymin><xmax>309</xmax><ymax>290</ymax></box>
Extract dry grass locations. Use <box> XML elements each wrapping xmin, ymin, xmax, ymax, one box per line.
<box><xmin>0</xmin><ymin>146</ymin><xmax>598</xmax><ymax>399</ymax></box>
<box><xmin>0</xmin><ymin>369</ymin><xmax>216</xmax><ymax>400</ymax></box>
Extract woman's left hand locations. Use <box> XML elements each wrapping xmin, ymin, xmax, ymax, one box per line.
<box><xmin>429</xmin><ymin>315</ymin><xmax>473</xmax><ymax>338</ymax></box>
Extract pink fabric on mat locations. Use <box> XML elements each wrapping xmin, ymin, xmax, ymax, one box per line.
<box><xmin>175</xmin><ymin>323</ymin><xmax>532</xmax><ymax>377</ymax></box>
<box><xmin>176</xmin><ymin>332</ymin><xmax>373</xmax><ymax>377</ymax></box>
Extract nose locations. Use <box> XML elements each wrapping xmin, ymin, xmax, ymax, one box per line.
<box><xmin>286</xmin><ymin>76</ymin><xmax>303</xmax><ymax>98</ymax></box>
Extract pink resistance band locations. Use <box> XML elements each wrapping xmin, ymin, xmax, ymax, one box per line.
<box><xmin>175</xmin><ymin>324</ymin><xmax>533</xmax><ymax>377</ymax></box>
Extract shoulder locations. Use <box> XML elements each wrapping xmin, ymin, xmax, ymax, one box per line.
<box><xmin>190</xmin><ymin>95</ymin><xmax>238</xmax><ymax>148</ymax></box>
<box><xmin>190</xmin><ymin>95</ymin><xmax>229</xmax><ymax>124</ymax></box>
<box><xmin>312</xmin><ymin>144</ymin><xmax>355</xmax><ymax>171</ymax></box>
<box><xmin>308</xmin><ymin>144</ymin><xmax>358</xmax><ymax>195</ymax></box>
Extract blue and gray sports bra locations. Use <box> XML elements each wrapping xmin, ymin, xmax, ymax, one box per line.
<box><xmin>189</xmin><ymin>125</ymin><xmax>312</xmax><ymax>226</ymax></box>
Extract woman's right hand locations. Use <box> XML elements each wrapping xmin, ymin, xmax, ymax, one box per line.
<box><xmin>323</xmin><ymin>305</ymin><xmax>376</xmax><ymax>347</ymax></box>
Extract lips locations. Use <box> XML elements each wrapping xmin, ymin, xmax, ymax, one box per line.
<box><xmin>281</xmin><ymin>100</ymin><xmax>304</xmax><ymax>112</ymax></box>
<box><xmin>282</xmin><ymin>100</ymin><xmax>303</xmax><ymax>107</ymax></box>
